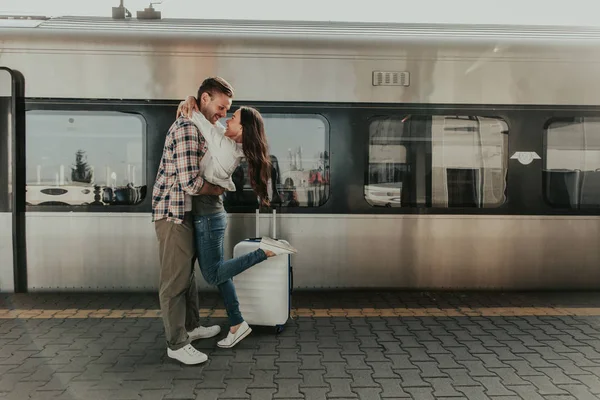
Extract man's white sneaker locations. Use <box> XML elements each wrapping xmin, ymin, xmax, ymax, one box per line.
<box><xmin>217</xmin><ymin>321</ymin><xmax>252</xmax><ymax>348</ymax></box>
<box><xmin>167</xmin><ymin>344</ymin><xmax>208</xmax><ymax>365</ymax></box>
<box><xmin>188</xmin><ymin>325</ymin><xmax>221</xmax><ymax>341</ymax></box>
<box><xmin>259</xmin><ymin>237</ymin><xmax>297</xmax><ymax>256</ymax></box>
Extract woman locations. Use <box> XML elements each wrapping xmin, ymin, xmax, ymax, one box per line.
<box><xmin>178</xmin><ymin>98</ymin><xmax>296</xmax><ymax>349</ymax></box>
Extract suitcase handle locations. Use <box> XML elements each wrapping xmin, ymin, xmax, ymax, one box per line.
<box><xmin>255</xmin><ymin>209</ymin><xmax>260</xmax><ymax>238</ymax></box>
<box><xmin>255</xmin><ymin>208</ymin><xmax>278</xmax><ymax>239</ymax></box>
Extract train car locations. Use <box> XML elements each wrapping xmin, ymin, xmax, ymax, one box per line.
<box><xmin>2</xmin><ymin>12</ymin><xmax>600</xmax><ymax>292</ymax></box>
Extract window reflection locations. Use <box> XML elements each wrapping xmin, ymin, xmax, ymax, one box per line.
<box><xmin>545</xmin><ymin>118</ymin><xmax>600</xmax><ymax>209</ymax></box>
<box><xmin>26</xmin><ymin>110</ymin><xmax>146</xmax><ymax>206</ymax></box>
<box><xmin>366</xmin><ymin>115</ymin><xmax>508</xmax><ymax>208</ymax></box>
<box><xmin>222</xmin><ymin>113</ymin><xmax>330</xmax><ymax>208</ymax></box>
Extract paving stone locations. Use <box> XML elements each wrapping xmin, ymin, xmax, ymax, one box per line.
<box><xmin>247</xmin><ymin>388</ymin><xmax>277</xmax><ymax>400</ymax></box>
<box><xmin>473</xmin><ymin>377</ymin><xmax>517</xmax><ymax>396</ymax></box>
<box><xmin>506</xmin><ymin>384</ymin><xmax>547</xmax><ymax>400</ymax></box>
<box><xmin>323</xmin><ymin>362</ymin><xmax>350</xmax><ymax>379</ymax></box>
<box><xmin>317</xmin><ymin>337</ymin><xmax>341</xmax><ymax>349</ymax></box>
<box><xmin>424</xmin><ymin>377</ymin><xmax>463</xmax><ymax>397</ymax></box>
<box><xmin>448</xmin><ymin>347</ymin><xmax>480</xmax><ymax>361</ymax></box>
<box><xmin>414</xmin><ymin>362</ymin><xmax>448</xmax><ymax>378</ymax></box>
<box><xmin>299</xmin><ymin>387</ymin><xmax>329</xmax><ymax>400</ymax></box>
<box><xmin>275</xmin><ymin>362</ymin><xmax>302</xmax><ymax>379</ymax></box>
<box><xmin>368</xmin><ymin>362</ymin><xmax>400</xmax><ymax>379</ymax></box>
<box><xmin>523</xmin><ymin>375</ymin><xmax>569</xmax><ymax>395</ymax></box>
<box><xmin>564</xmin><ymin>352</ymin><xmax>600</xmax><ymax>368</ymax></box>
<box><xmin>558</xmin><ymin>384</ymin><xmax>600</xmax><ymax>400</ymax></box>
<box><xmin>254</xmin><ymin>356</ymin><xmax>277</xmax><ymax>371</ymax></box>
<box><xmin>352</xmin><ymin>387</ymin><xmax>383</xmax><ymax>400</ymax></box>
<box><xmin>443</xmin><ymin>369</ymin><xmax>480</xmax><ymax>387</ymax></box>
<box><xmin>192</xmin><ymin>389</ymin><xmax>224</xmax><ymax>400</ymax></box>
<box><xmin>342</xmin><ymin>355</ymin><xmax>370</xmax><ymax>370</ymax></box>
<box><xmin>339</xmin><ymin>342</ymin><xmax>362</xmax><ymax>355</ymax></box>
<box><xmin>3</xmin><ymin>381</ymin><xmax>46</xmax><ymax>400</ymax></box>
<box><xmin>197</xmin><ymin>371</ymin><xmax>226</xmax><ymax>389</ymax></box>
<box><xmin>325</xmin><ymin>378</ymin><xmax>356</xmax><ymax>398</ymax></box>
<box><xmin>404</xmin><ymin>387</ymin><xmax>436</xmax><ymax>400</ymax></box>
<box><xmin>455</xmin><ymin>386</ymin><xmax>494</xmax><ymax>400</ymax></box>
<box><xmin>273</xmin><ymin>378</ymin><xmax>303</xmax><ymax>398</ymax></box>
<box><xmin>374</xmin><ymin>378</ymin><xmax>410</xmax><ymax>398</ymax></box>
<box><xmin>379</xmin><ymin>341</ymin><xmax>406</xmax><ymax>354</ymax></box>
<box><xmin>572</xmin><ymin>374</ymin><xmax>600</xmax><ymax>394</ymax></box>
<box><xmin>219</xmin><ymin>378</ymin><xmax>252</xmax><ymax>399</ymax></box>
<box><xmin>28</xmin><ymin>389</ymin><xmax>67</xmax><ymax>399</ymax></box>
<box><xmin>397</xmin><ymin>336</ymin><xmax>423</xmax><ymax>348</ymax></box>
<box><xmin>550</xmin><ymin>359</ymin><xmax>594</xmax><ymax>375</ymax></box>
<box><xmin>164</xmin><ymin>379</ymin><xmax>197</xmax><ymax>399</ymax></box>
<box><xmin>374</xmin><ymin>331</ymin><xmax>396</xmax><ymax>342</ymax></box>
<box><xmin>226</xmin><ymin>362</ymin><xmax>253</xmax><ymax>380</ymax></box>
<box><xmin>249</xmin><ymin>370</ymin><xmax>277</xmax><ymax>389</ymax></box>
<box><xmin>347</xmin><ymin>370</ymin><xmax>378</xmax><ymax>388</ymax></box>
<box><xmin>489</xmin><ymin>368</ymin><xmax>529</xmax><ymax>386</ymax></box>
<box><xmin>204</xmin><ymin>355</ymin><xmax>234</xmax><ymax>371</ymax></box>
<box><xmin>299</xmin><ymin>355</ymin><xmax>324</xmax><ymax>371</ymax></box>
<box><xmin>276</xmin><ymin>349</ymin><xmax>300</xmax><ymax>363</ymax></box>
<box><xmin>299</xmin><ymin>342</ymin><xmax>320</xmax><ymax>355</ymax></box>
<box><xmin>457</xmin><ymin>361</ymin><xmax>496</xmax><ymax>377</ymax></box>
<box><xmin>395</xmin><ymin>369</ymin><xmax>430</xmax><ymax>387</ymax></box>
<box><xmin>321</xmin><ymin>349</ymin><xmax>345</xmax><ymax>363</ymax></box>
<box><xmin>258</xmin><ymin>341</ymin><xmax>279</xmax><ymax>355</ymax></box>
<box><xmin>363</xmin><ymin>348</ymin><xmax>388</xmax><ymax>363</ymax></box>
<box><xmin>300</xmin><ymin>370</ymin><xmax>328</xmax><ymax>388</ymax></box>
<box><xmin>36</xmin><ymin>372</ymin><xmax>80</xmax><ymax>391</ymax></box>
<box><xmin>405</xmin><ymin>347</ymin><xmax>434</xmax><ymax>363</ymax></box>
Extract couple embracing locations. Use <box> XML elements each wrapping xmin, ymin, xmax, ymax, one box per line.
<box><xmin>151</xmin><ymin>77</ymin><xmax>296</xmax><ymax>365</ymax></box>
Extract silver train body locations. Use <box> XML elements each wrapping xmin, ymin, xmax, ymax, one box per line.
<box><xmin>2</xmin><ymin>16</ymin><xmax>600</xmax><ymax>292</ymax></box>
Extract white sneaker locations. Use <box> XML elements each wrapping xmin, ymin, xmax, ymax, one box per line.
<box><xmin>259</xmin><ymin>237</ymin><xmax>297</xmax><ymax>255</ymax></box>
<box><xmin>217</xmin><ymin>321</ymin><xmax>252</xmax><ymax>348</ymax></box>
<box><xmin>188</xmin><ymin>325</ymin><xmax>221</xmax><ymax>341</ymax></box>
<box><xmin>167</xmin><ymin>344</ymin><xmax>208</xmax><ymax>365</ymax></box>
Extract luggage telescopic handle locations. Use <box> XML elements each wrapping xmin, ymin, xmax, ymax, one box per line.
<box><xmin>255</xmin><ymin>207</ymin><xmax>278</xmax><ymax>239</ymax></box>
<box><xmin>255</xmin><ymin>209</ymin><xmax>260</xmax><ymax>238</ymax></box>
<box><xmin>272</xmin><ymin>209</ymin><xmax>277</xmax><ymax>240</ymax></box>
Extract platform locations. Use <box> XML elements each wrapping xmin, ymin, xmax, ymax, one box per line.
<box><xmin>2</xmin><ymin>290</ymin><xmax>600</xmax><ymax>399</ymax></box>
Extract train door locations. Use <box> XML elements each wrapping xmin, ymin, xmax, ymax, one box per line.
<box><xmin>0</xmin><ymin>67</ymin><xmax>26</xmax><ymax>293</ymax></box>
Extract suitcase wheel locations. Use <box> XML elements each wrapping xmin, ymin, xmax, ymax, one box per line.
<box><xmin>275</xmin><ymin>325</ymin><xmax>285</xmax><ymax>334</ymax></box>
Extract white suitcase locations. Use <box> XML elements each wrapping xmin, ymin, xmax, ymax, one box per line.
<box><xmin>232</xmin><ymin>209</ymin><xmax>293</xmax><ymax>333</ymax></box>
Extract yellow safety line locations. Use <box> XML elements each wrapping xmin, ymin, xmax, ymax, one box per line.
<box><xmin>1</xmin><ymin>307</ymin><xmax>599</xmax><ymax>319</ymax></box>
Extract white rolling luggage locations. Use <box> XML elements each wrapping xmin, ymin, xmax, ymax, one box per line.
<box><xmin>232</xmin><ymin>209</ymin><xmax>293</xmax><ymax>333</ymax></box>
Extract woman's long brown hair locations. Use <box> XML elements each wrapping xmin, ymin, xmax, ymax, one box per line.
<box><xmin>240</xmin><ymin>106</ymin><xmax>272</xmax><ymax>207</ymax></box>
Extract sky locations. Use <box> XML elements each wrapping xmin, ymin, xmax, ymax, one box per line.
<box><xmin>2</xmin><ymin>0</ymin><xmax>600</xmax><ymax>27</ymax></box>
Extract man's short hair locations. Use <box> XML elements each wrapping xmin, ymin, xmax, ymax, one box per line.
<box><xmin>197</xmin><ymin>77</ymin><xmax>234</xmax><ymax>103</ymax></box>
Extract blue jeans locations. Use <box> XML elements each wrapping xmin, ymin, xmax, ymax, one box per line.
<box><xmin>193</xmin><ymin>212</ymin><xmax>267</xmax><ymax>326</ymax></box>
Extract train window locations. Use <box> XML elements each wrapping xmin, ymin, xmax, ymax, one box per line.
<box><xmin>223</xmin><ymin>113</ymin><xmax>329</xmax><ymax>208</ymax></box>
<box><xmin>25</xmin><ymin>110</ymin><xmax>146</xmax><ymax>206</ymax></box>
<box><xmin>366</xmin><ymin>115</ymin><xmax>508</xmax><ymax>208</ymax></box>
<box><xmin>544</xmin><ymin>118</ymin><xmax>600</xmax><ymax>209</ymax></box>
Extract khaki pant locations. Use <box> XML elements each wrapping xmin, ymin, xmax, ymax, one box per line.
<box><xmin>155</xmin><ymin>213</ymin><xmax>200</xmax><ymax>350</ymax></box>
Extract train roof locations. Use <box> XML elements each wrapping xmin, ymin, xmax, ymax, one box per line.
<box><xmin>2</xmin><ymin>15</ymin><xmax>600</xmax><ymax>44</ymax></box>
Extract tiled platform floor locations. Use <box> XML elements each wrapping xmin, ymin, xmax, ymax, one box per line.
<box><xmin>1</xmin><ymin>290</ymin><xmax>600</xmax><ymax>399</ymax></box>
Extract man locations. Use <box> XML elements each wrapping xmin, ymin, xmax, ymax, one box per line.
<box><xmin>152</xmin><ymin>77</ymin><xmax>234</xmax><ymax>365</ymax></box>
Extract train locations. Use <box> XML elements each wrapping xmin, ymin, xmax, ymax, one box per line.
<box><xmin>2</xmin><ymin>11</ymin><xmax>600</xmax><ymax>292</ymax></box>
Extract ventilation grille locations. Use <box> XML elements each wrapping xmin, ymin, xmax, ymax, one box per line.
<box><xmin>372</xmin><ymin>71</ymin><xmax>410</xmax><ymax>87</ymax></box>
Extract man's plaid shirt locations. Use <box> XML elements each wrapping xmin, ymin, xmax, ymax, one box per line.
<box><xmin>152</xmin><ymin>117</ymin><xmax>207</xmax><ymax>224</ymax></box>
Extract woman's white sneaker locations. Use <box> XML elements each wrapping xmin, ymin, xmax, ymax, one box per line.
<box><xmin>188</xmin><ymin>325</ymin><xmax>221</xmax><ymax>341</ymax></box>
<box><xmin>217</xmin><ymin>321</ymin><xmax>252</xmax><ymax>348</ymax></box>
<box><xmin>259</xmin><ymin>237</ymin><xmax>297</xmax><ymax>256</ymax></box>
<box><xmin>167</xmin><ymin>344</ymin><xmax>208</xmax><ymax>365</ymax></box>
